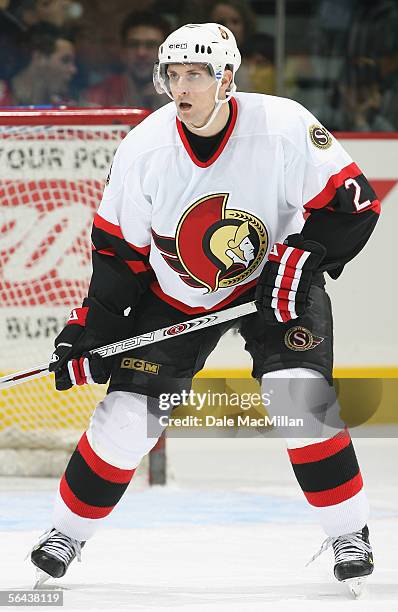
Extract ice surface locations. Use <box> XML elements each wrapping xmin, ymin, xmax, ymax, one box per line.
<box><xmin>1</xmin><ymin>432</ymin><xmax>398</xmax><ymax>611</ymax></box>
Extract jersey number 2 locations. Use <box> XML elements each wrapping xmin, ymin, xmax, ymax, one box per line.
<box><xmin>344</xmin><ymin>178</ymin><xmax>371</xmax><ymax>211</ymax></box>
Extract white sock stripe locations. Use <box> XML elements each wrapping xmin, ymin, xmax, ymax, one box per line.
<box><xmin>274</xmin><ymin>309</ymin><xmax>284</xmax><ymax>322</ymax></box>
<box><xmin>312</xmin><ymin>488</ymin><xmax>369</xmax><ymax>538</ymax></box>
<box><xmin>67</xmin><ymin>360</ymin><xmax>77</xmax><ymax>385</ymax></box>
<box><xmin>83</xmin><ymin>357</ymin><xmax>95</xmax><ymax>385</ymax></box>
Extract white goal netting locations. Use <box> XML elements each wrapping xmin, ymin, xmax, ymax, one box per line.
<box><xmin>0</xmin><ymin>108</ymin><xmax>163</xmax><ymax>479</ymax></box>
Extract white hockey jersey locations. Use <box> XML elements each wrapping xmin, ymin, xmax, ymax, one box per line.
<box><xmin>92</xmin><ymin>92</ymin><xmax>379</xmax><ymax>313</ymax></box>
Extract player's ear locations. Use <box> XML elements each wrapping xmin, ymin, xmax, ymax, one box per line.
<box><xmin>221</xmin><ymin>69</ymin><xmax>233</xmax><ymax>92</ymax></box>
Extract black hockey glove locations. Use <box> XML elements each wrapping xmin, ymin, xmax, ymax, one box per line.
<box><xmin>49</xmin><ymin>297</ymin><xmax>133</xmax><ymax>391</ymax></box>
<box><xmin>255</xmin><ymin>233</ymin><xmax>326</xmax><ymax>324</ymax></box>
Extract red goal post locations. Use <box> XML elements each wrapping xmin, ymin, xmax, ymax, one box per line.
<box><xmin>0</xmin><ymin>107</ymin><xmax>165</xmax><ymax>483</ymax></box>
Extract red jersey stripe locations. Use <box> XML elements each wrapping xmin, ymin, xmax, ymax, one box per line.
<box><xmin>288</xmin><ymin>429</ymin><xmax>351</xmax><ymax>464</ymax></box>
<box><xmin>303</xmin><ymin>472</ymin><xmax>363</xmax><ymax>507</ymax></box>
<box><xmin>126</xmin><ymin>260</ymin><xmax>151</xmax><ymax>274</ymax></box>
<box><xmin>93</xmin><ymin>212</ymin><xmax>123</xmax><ymax>239</ymax></box>
<box><xmin>150</xmin><ymin>278</ymin><xmax>256</xmax><ymax>314</ymax></box>
<box><xmin>60</xmin><ymin>474</ymin><xmax>114</xmax><ymax>518</ymax></box>
<box><xmin>77</xmin><ymin>432</ymin><xmax>135</xmax><ymax>484</ymax></box>
<box><xmin>304</xmin><ymin>162</ymin><xmax>361</xmax><ymax>210</ymax></box>
<box><xmin>93</xmin><ymin>248</ymin><xmax>115</xmax><ymax>257</ymax></box>
<box><xmin>93</xmin><ymin>213</ymin><xmax>150</xmax><ymax>256</ymax></box>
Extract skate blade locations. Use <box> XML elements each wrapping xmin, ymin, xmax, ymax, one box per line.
<box><xmin>33</xmin><ymin>568</ymin><xmax>51</xmax><ymax>589</ymax></box>
<box><xmin>344</xmin><ymin>576</ymin><xmax>367</xmax><ymax>599</ymax></box>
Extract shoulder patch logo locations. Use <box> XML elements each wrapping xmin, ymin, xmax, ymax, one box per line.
<box><xmin>284</xmin><ymin>326</ymin><xmax>324</xmax><ymax>351</ymax></box>
<box><xmin>309</xmin><ymin>125</ymin><xmax>332</xmax><ymax>150</ymax></box>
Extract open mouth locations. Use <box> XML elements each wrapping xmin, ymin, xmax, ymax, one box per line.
<box><xmin>179</xmin><ymin>102</ymin><xmax>192</xmax><ymax>111</ymax></box>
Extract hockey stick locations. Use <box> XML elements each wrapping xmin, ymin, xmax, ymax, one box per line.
<box><xmin>0</xmin><ymin>300</ymin><xmax>257</xmax><ymax>389</ymax></box>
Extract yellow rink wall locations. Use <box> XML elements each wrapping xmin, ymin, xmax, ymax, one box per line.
<box><xmin>1</xmin><ymin>368</ymin><xmax>397</xmax><ymax>439</ymax></box>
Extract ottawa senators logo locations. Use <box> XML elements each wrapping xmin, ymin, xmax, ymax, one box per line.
<box><xmin>152</xmin><ymin>193</ymin><xmax>268</xmax><ymax>292</ymax></box>
<box><xmin>285</xmin><ymin>326</ymin><xmax>325</xmax><ymax>351</ymax></box>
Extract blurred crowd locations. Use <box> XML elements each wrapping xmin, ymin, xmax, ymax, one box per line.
<box><xmin>0</xmin><ymin>0</ymin><xmax>397</xmax><ymax>131</ymax></box>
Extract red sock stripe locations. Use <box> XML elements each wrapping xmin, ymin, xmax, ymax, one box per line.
<box><xmin>288</xmin><ymin>429</ymin><xmax>351</xmax><ymax>464</ymax></box>
<box><xmin>303</xmin><ymin>472</ymin><xmax>363</xmax><ymax>507</ymax></box>
<box><xmin>60</xmin><ymin>474</ymin><xmax>114</xmax><ymax>519</ymax></box>
<box><xmin>77</xmin><ymin>432</ymin><xmax>135</xmax><ymax>484</ymax></box>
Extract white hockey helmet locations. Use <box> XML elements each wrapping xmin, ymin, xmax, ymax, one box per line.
<box><xmin>153</xmin><ymin>22</ymin><xmax>241</xmax><ymax>99</ymax></box>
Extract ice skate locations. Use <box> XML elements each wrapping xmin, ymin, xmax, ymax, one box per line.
<box><xmin>30</xmin><ymin>528</ymin><xmax>85</xmax><ymax>588</ymax></box>
<box><xmin>307</xmin><ymin>525</ymin><xmax>373</xmax><ymax>598</ymax></box>
<box><xmin>332</xmin><ymin>525</ymin><xmax>373</xmax><ymax>598</ymax></box>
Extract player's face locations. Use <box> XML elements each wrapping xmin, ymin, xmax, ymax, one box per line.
<box><xmin>167</xmin><ymin>64</ymin><xmax>221</xmax><ymax>127</ymax></box>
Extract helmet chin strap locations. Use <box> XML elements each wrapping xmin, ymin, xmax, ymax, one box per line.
<box><xmin>181</xmin><ymin>81</ymin><xmax>236</xmax><ymax>132</ymax></box>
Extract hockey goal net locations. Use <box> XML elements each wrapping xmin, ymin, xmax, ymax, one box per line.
<box><xmin>0</xmin><ymin>108</ymin><xmax>165</xmax><ymax>482</ymax></box>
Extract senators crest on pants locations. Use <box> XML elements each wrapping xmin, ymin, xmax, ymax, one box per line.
<box><xmin>152</xmin><ymin>193</ymin><xmax>268</xmax><ymax>292</ymax></box>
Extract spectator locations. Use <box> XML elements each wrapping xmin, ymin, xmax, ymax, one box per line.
<box><xmin>83</xmin><ymin>10</ymin><xmax>170</xmax><ymax>110</ymax></box>
<box><xmin>10</xmin><ymin>23</ymin><xmax>76</xmax><ymax>105</ymax></box>
<box><xmin>0</xmin><ymin>0</ymin><xmax>38</xmax><ymax>80</ymax></box>
<box><xmin>320</xmin><ymin>57</ymin><xmax>394</xmax><ymax>132</ymax></box>
<box><xmin>35</xmin><ymin>0</ymin><xmax>71</xmax><ymax>27</ymax></box>
<box><xmin>202</xmin><ymin>0</ymin><xmax>257</xmax><ymax>91</ymax></box>
<box><xmin>206</xmin><ymin>0</ymin><xmax>255</xmax><ymax>48</ymax></box>
<box><xmin>244</xmin><ymin>32</ymin><xmax>276</xmax><ymax>94</ymax></box>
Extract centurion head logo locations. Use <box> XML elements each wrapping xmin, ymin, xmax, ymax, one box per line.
<box><xmin>152</xmin><ymin>193</ymin><xmax>267</xmax><ymax>292</ymax></box>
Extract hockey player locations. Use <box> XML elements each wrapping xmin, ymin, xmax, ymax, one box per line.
<box><xmin>30</xmin><ymin>23</ymin><xmax>378</xmax><ymax>596</ymax></box>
